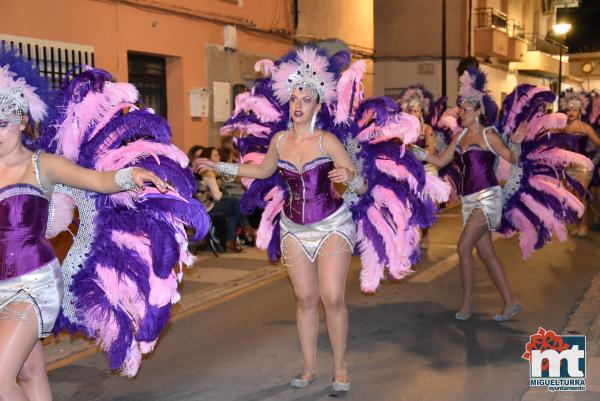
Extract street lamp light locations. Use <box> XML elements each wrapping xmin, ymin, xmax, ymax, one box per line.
<box><xmin>552</xmin><ymin>23</ymin><xmax>572</xmax><ymax>96</ymax></box>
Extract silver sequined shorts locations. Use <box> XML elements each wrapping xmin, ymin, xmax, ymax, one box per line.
<box><xmin>280</xmin><ymin>204</ymin><xmax>357</xmax><ymax>262</ymax></box>
<box><xmin>0</xmin><ymin>259</ymin><xmax>63</xmax><ymax>338</ymax></box>
<box><xmin>461</xmin><ymin>186</ymin><xmax>503</xmax><ymax>231</ymax></box>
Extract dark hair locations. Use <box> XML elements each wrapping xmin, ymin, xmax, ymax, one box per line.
<box><xmin>187</xmin><ymin>145</ymin><xmax>204</xmax><ymax>161</ymax></box>
<box><xmin>457</xmin><ymin>57</ymin><xmax>479</xmax><ymax>77</ymax></box>
<box><xmin>21</xmin><ymin>119</ymin><xmax>40</xmax><ymax>151</ymax></box>
<box><xmin>199</xmin><ymin>146</ymin><xmax>217</xmax><ymax>159</ymax></box>
<box><xmin>219</xmin><ymin>148</ymin><xmax>233</xmax><ymax>162</ymax></box>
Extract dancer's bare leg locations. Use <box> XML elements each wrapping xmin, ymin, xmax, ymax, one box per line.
<box><xmin>0</xmin><ymin>302</ymin><xmax>44</xmax><ymax>401</ymax></box>
<box><xmin>316</xmin><ymin>235</ymin><xmax>352</xmax><ymax>383</ymax></box>
<box><xmin>283</xmin><ymin>237</ymin><xmax>319</xmax><ymax>381</ymax></box>
<box><xmin>475</xmin><ymin>230</ymin><xmax>517</xmax><ymax>315</ymax></box>
<box><xmin>19</xmin><ymin>341</ymin><xmax>52</xmax><ymax>401</ymax></box>
<box><xmin>456</xmin><ymin>209</ymin><xmax>490</xmax><ymax>314</ymax></box>
<box><xmin>575</xmin><ymin>174</ymin><xmax>592</xmax><ymax>236</ymax></box>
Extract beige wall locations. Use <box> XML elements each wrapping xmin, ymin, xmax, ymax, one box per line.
<box><xmin>0</xmin><ymin>0</ymin><xmax>293</xmax><ymax>152</ymax></box>
<box><xmin>374</xmin><ymin>59</ymin><xmax>462</xmax><ymax>103</ymax></box>
<box><xmin>297</xmin><ymin>0</ymin><xmax>373</xmax><ymax>51</ymax></box>
<box><xmin>375</xmin><ymin>0</ymin><xmax>467</xmax><ymax>59</ymax></box>
<box><xmin>296</xmin><ymin>0</ymin><xmax>375</xmax><ymax>97</ymax></box>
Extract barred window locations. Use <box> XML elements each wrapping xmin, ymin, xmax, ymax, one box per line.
<box><xmin>1</xmin><ymin>34</ymin><xmax>95</xmax><ymax>88</ymax></box>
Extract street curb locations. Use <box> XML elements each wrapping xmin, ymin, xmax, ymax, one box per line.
<box><xmin>520</xmin><ymin>269</ymin><xmax>600</xmax><ymax>401</ymax></box>
<box><xmin>44</xmin><ymin>263</ymin><xmax>287</xmax><ymax>370</ymax></box>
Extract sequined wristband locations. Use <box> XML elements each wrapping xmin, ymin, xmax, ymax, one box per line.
<box><xmin>114</xmin><ymin>167</ymin><xmax>140</xmax><ymax>191</ymax></box>
<box><xmin>410</xmin><ymin>145</ymin><xmax>428</xmax><ymax>161</ymax></box>
<box><xmin>347</xmin><ymin>174</ymin><xmax>365</xmax><ymax>193</ymax></box>
<box><xmin>216</xmin><ymin>162</ymin><xmax>239</xmax><ymax>183</ymax></box>
<box><xmin>509</xmin><ymin>142</ymin><xmax>521</xmax><ymax>164</ymax></box>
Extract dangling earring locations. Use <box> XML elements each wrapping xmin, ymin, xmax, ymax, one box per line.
<box><xmin>287</xmin><ymin>113</ymin><xmax>293</xmax><ymax>130</ymax></box>
<box><xmin>475</xmin><ymin>115</ymin><xmax>480</xmax><ymax>128</ymax></box>
<box><xmin>309</xmin><ymin>112</ymin><xmax>317</xmax><ymax>135</ymax></box>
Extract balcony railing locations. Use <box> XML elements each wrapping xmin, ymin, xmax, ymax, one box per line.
<box><xmin>524</xmin><ymin>34</ymin><xmax>568</xmax><ymax>55</ymax></box>
<box><xmin>475</xmin><ymin>8</ymin><xmax>527</xmax><ymax>40</ymax></box>
<box><xmin>475</xmin><ymin>7</ymin><xmax>508</xmax><ymax>31</ymax></box>
<box><xmin>507</xmin><ymin>19</ymin><xmax>525</xmax><ymax>39</ymax></box>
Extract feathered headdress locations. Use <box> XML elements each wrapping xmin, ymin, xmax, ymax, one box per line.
<box><xmin>398</xmin><ymin>84</ymin><xmax>434</xmax><ymax>119</ymax></box>
<box><xmin>0</xmin><ymin>43</ymin><xmax>53</xmax><ymax>125</ymax></box>
<box><xmin>559</xmin><ymin>88</ymin><xmax>591</xmax><ymax>116</ymax></box>
<box><xmin>268</xmin><ymin>46</ymin><xmax>338</xmax><ymax>105</ymax></box>
<box><xmin>458</xmin><ymin>66</ymin><xmax>498</xmax><ymax>125</ymax></box>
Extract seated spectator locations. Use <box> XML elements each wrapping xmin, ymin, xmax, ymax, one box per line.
<box><xmin>196</xmin><ymin>147</ymin><xmax>252</xmax><ymax>252</ymax></box>
<box><xmin>218</xmin><ymin>148</ymin><xmax>246</xmax><ymax>198</ymax></box>
<box><xmin>188</xmin><ymin>145</ymin><xmax>205</xmax><ymax>164</ymax></box>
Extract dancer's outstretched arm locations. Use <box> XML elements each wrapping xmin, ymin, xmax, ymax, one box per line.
<box><xmin>41</xmin><ymin>153</ymin><xmax>168</xmax><ymax>193</ymax></box>
<box><xmin>417</xmin><ymin>134</ymin><xmax>459</xmax><ymax>169</ymax></box>
<box><xmin>193</xmin><ymin>132</ymin><xmax>281</xmax><ymax>179</ymax></box>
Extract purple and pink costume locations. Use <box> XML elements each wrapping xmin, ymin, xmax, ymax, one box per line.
<box><xmin>0</xmin><ymin>152</ymin><xmax>63</xmax><ymax>338</ymax></box>
<box><xmin>454</xmin><ymin>128</ymin><xmax>503</xmax><ymax>230</ymax></box>
<box><xmin>277</xmin><ymin>132</ymin><xmax>356</xmax><ymax>261</ymax></box>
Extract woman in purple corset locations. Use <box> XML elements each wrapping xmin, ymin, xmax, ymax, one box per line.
<box><xmin>558</xmin><ymin>89</ymin><xmax>600</xmax><ymax>237</ymax></box>
<box><xmin>0</xmin><ymin>53</ymin><xmax>166</xmax><ymax>401</ymax></box>
<box><xmin>195</xmin><ymin>58</ymin><xmax>366</xmax><ymax>391</ymax></box>
<box><xmin>412</xmin><ymin>67</ymin><xmax>525</xmax><ymax>321</ymax></box>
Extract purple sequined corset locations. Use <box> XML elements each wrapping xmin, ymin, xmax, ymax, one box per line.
<box><xmin>454</xmin><ymin>146</ymin><xmax>499</xmax><ymax>196</ymax></box>
<box><xmin>0</xmin><ymin>184</ymin><xmax>55</xmax><ymax>280</ymax></box>
<box><xmin>571</xmin><ymin>133</ymin><xmax>588</xmax><ymax>155</ymax></box>
<box><xmin>556</xmin><ymin>132</ymin><xmax>588</xmax><ymax>155</ymax></box>
<box><xmin>278</xmin><ymin>157</ymin><xmax>343</xmax><ymax>224</ymax></box>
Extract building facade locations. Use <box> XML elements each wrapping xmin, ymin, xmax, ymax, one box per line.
<box><xmin>375</xmin><ymin>0</ymin><xmax>582</xmax><ymax>107</ymax></box>
<box><xmin>1</xmin><ymin>0</ymin><xmax>375</xmax><ymax>151</ymax></box>
<box><xmin>295</xmin><ymin>0</ymin><xmax>375</xmax><ymax>96</ymax></box>
<box><xmin>1</xmin><ymin>0</ymin><xmax>294</xmax><ymax>151</ymax></box>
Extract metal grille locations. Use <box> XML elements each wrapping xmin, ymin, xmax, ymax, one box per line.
<box><xmin>128</xmin><ymin>53</ymin><xmax>168</xmax><ymax>118</ymax></box>
<box><xmin>1</xmin><ymin>35</ymin><xmax>95</xmax><ymax>88</ymax></box>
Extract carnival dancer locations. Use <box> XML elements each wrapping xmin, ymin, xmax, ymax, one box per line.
<box><xmin>411</xmin><ymin>67</ymin><xmax>524</xmax><ymax>321</ymax></box>
<box><xmin>558</xmin><ymin>88</ymin><xmax>600</xmax><ymax>237</ymax></box>
<box><xmin>197</xmin><ymin>51</ymin><xmax>365</xmax><ymax>393</ymax></box>
<box><xmin>0</xmin><ymin>48</ymin><xmax>172</xmax><ymax>401</ymax></box>
<box><xmin>588</xmin><ymin>89</ymin><xmax>600</xmax><ymax>230</ymax></box>
<box><xmin>413</xmin><ymin>73</ymin><xmax>589</xmax><ymax>321</ymax></box>
<box><xmin>398</xmin><ymin>85</ymin><xmax>438</xmax><ymax>249</ymax></box>
<box><xmin>197</xmin><ymin>45</ymin><xmax>449</xmax><ymax>391</ymax></box>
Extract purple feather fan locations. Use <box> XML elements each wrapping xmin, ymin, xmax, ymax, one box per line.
<box><xmin>43</xmin><ymin>68</ymin><xmax>210</xmax><ymax>377</ymax></box>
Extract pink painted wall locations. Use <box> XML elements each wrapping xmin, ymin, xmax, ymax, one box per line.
<box><xmin>0</xmin><ymin>0</ymin><xmax>293</xmax><ymax>151</ymax></box>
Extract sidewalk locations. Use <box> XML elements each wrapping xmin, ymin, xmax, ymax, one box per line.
<box><xmin>44</xmin><ymin>247</ymin><xmax>285</xmax><ymax>370</ymax></box>
<box><xmin>521</xmin><ymin>271</ymin><xmax>600</xmax><ymax>401</ymax></box>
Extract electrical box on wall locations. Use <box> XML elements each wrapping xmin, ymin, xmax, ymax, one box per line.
<box><xmin>213</xmin><ymin>81</ymin><xmax>231</xmax><ymax>122</ymax></box>
<box><xmin>224</xmin><ymin>25</ymin><xmax>237</xmax><ymax>51</ymax></box>
<box><xmin>189</xmin><ymin>87</ymin><xmax>210</xmax><ymax>118</ymax></box>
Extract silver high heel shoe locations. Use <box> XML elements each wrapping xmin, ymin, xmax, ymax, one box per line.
<box><xmin>455</xmin><ymin>306</ymin><xmax>473</xmax><ymax>321</ymax></box>
<box><xmin>492</xmin><ymin>304</ymin><xmax>522</xmax><ymax>322</ymax></box>
<box><xmin>332</xmin><ymin>380</ymin><xmax>351</xmax><ymax>392</ymax></box>
<box><xmin>290</xmin><ymin>374</ymin><xmax>315</xmax><ymax>388</ymax></box>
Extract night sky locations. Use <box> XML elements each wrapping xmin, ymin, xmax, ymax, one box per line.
<box><xmin>557</xmin><ymin>0</ymin><xmax>600</xmax><ymax>53</ymax></box>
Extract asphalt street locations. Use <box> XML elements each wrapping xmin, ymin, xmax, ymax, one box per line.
<box><xmin>48</xmin><ymin>210</ymin><xmax>600</xmax><ymax>401</ymax></box>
